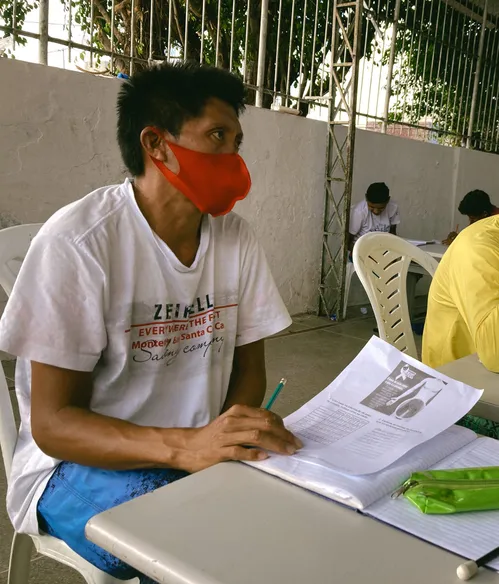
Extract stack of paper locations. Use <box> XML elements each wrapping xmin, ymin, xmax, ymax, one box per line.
<box><xmin>248</xmin><ymin>338</ymin><xmax>499</xmax><ymax>570</ymax></box>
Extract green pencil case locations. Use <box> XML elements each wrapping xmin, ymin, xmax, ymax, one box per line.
<box><xmin>393</xmin><ymin>467</ymin><xmax>499</xmax><ymax>514</ymax></box>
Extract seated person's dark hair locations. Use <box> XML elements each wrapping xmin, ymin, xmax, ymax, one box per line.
<box><xmin>117</xmin><ymin>61</ymin><xmax>246</xmax><ymax>176</ymax></box>
<box><xmin>458</xmin><ymin>190</ymin><xmax>493</xmax><ymax>216</ymax></box>
<box><xmin>366</xmin><ymin>182</ymin><xmax>390</xmax><ymax>204</ymax></box>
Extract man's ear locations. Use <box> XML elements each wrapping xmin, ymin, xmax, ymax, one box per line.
<box><xmin>140</xmin><ymin>127</ymin><xmax>179</xmax><ymax>173</ymax></box>
<box><xmin>140</xmin><ymin>127</ymin><xmax>167</xmax><ymax>161</ymax></box>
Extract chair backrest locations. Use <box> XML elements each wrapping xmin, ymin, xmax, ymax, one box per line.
<box><xmin>0</xmin><ymin>223</ymin><xmax>43</xmax><ymax>481</ymax></box>
<box><xmin>353</xmin><ymin>233</ymin><xmax>439</xmax><ymax>359</ymax></box>
<box><xmin>0</xmin><ymin>362</ymin><xmax>16</xmax><ymax>480</ymax></box>
<box><xmin>0</xmin><ymin>224</ymin><xmax>43</xmax><ymax>297</ymax></box>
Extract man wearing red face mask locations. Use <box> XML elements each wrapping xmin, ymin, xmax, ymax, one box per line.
<box><xmin>0</xmin><ymin>63</ymin><xmax>301</xmax><ymax>581</ymax></box>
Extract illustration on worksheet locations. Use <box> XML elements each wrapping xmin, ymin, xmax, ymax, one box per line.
<box><xmin>277</xmin><ymin>337</ymin><xmax>481</xmax><ymax>475</ymax></box>
<box><xmin>360</xmin><ymin>361</ymin><xmax>446</xmax><ymax>419</ymax></box>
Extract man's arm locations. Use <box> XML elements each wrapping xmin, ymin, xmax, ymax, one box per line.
<box><xmin>450</xmin><ymin>238</ymin><xmax>499</xmax><ymax>372</ymax></box>
<box><xmin>30</xmin><ymin>361</ymin><xmax>301</xmax><ymax>474</ymax></box>
<box><xmin>223</xmin><ymin>340</ymin><xmax>266</xmax><ymax>411</ymax></box>
<box><xmin>30</xmin><ymin>362</ymin><xmax>183</xmax><ymax>469</ymax></box>
<box><xmin>384</xmin><ymin>198</ymin><xmax>400</xmax><ymax>237</ymax></box>
<box><xmin>443</xmin><ymin>231</ymin><xmax>458</xmax><ymax>245</ymax></box>
<box><xmin>388</xmin><ymin>201</ymin><xmax>401</xmax><ymax>236</ymax></box>
<box><xmin>471</xmin><ymin>308</ymin><xmax>499</xmax><ymax>373</ymax></box>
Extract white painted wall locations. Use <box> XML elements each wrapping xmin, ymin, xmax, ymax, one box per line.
<box><xmin>236</xmin><ymin>108</ymin><xmax>326</xmax><ymax>313</ymax></box>
<box><xmin>2</xmin><ymin>57</ymin><xmax>499</xmax><ymax>316</ymax></box>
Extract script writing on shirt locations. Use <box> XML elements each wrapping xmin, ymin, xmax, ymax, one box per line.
<box><xmin>126</xmin><ymin>294</ymin><xmax>237</xmax><ymax>365</ymax></box>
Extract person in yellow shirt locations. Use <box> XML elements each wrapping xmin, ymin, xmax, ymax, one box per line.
<box><xmin>423</xmin><ymin>215</ymin><xmax>499</xmax><ymax>373</ymax></box>
<box><xmin>423</xmin><ymin>215</ymin><xmax>499</xmax><ymax>438</ymax></box>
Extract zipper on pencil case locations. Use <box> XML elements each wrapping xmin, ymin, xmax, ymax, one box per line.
<box><xmin>391</xmin><ymin>478</ymin><xmax>499</xmax><ymax>499</ymax></box>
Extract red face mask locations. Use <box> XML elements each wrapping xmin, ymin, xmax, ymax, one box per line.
<box><xmin>151</xmin><ymin>141</ymin><xmax>252</xmax><ymax>217</ymax></box>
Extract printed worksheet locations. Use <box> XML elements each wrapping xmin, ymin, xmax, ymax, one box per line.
<box><xmin>283</xmin><ymin>337</ymin><xmax>482</xmax><ymax>475</ymax></box>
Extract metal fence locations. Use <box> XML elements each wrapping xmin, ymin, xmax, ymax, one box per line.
<box><xmin>1</xmin><ymin>0</ymin><xmax>498</xmax><ymax>153</ymax></box>
<box><xmin>358</xmin><ymin>0</ymin><xmax>499</xmax><ymax>153</ymax></box>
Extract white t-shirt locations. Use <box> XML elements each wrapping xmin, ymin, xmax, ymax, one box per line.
<box><xmin>0</xmin><ymin>179</ymin><xmax>291</xmax><ymax>535</ymax></box>
<box><xmin>349</xmin><ymin>200</ymin><xmax>400</xmax><ymax>242</ymax></box>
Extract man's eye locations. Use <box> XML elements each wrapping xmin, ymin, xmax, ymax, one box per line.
<box><xmin>212</xmin><ymin>130</ymin><xmax>224</xmax><ymax>141</ymax></box>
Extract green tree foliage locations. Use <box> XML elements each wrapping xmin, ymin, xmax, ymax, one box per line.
<box><xmin>385</xmin><ymin>0</ymin><xmax>498</xmax><ymax>150</ymax></box>
<box><xmin>0</xmin><ymin>0</ymin><xmax>380</xmax><ymax>110</ymax></box>
<box><xmin>1</xmin><ymin>0</ymin><xmax>497</xmax><ymax>149</ymax></box>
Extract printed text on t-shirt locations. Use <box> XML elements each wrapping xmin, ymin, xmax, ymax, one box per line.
<box><xmin>126</xmin><ymin>294</ymin><xmax>237</xmax><ymax>366</ymax></box>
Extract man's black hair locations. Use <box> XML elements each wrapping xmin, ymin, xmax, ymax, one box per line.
<box><xmin>365</xmin><ymin>182</ymin><xmax>390</xmax><ymax>204</ymax></box>
<box><xmin>117</xmin><ymin>61</ymin><xmax>246</xmax><ymax>176</ymax></box>
<box><xmin>458</xmin><ymin>190</ymin><xmax>493</xmax><ymax>217</ymax></box>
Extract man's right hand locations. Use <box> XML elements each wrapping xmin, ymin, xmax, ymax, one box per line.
<box><xmin>30</xmin><ymin>362</ymin><xmax>303</xmax><ymax>473</ymax></box>
<box><xmin>443</xmin><ymin>231</ymin><xmax>458</xmax><ymax>245</ymax></box>
<box><xmin>177</xmin><ymin>405</ymin><xmax>303</xmax><ymax>472</ymax></box>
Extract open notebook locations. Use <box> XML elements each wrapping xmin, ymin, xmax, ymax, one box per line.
<box><xmin>248</xmin><ymin>338</ymin><xmax>499</xmax><ymax>569</ymax></box>
<box><xmin>251</xmin><ymin>427</ymin><xmax>499</xmax><ymax>570</ymax></box>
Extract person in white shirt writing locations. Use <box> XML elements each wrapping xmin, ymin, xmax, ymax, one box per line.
<box><xmin>348</xmin><ymin>182</ymin><xmax>402</xmax><ymax>330</ymax></box>
<box><xmin>0</xmin><ymin>62</ymin><xmax>302</xmax><ymax>582</ymax></box>
<box><xmin>348</xmin><ymin>182</ymin><xmax>400</xmax><ymax>253</ymax></box>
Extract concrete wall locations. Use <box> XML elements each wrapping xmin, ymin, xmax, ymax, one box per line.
<box><xmin>2</xmin><ymin>57</ymin><xmax>499</xmax><ymax>315</ymax></box>
<box><xmin>235</xmin><ymin>109</ymin><xmax>325</xmax><ymax>314</ymax></box>
<box><xmin>0</xmin><ymin>58</ymin><xmax>326</xmax><ymax>315</ymax></box>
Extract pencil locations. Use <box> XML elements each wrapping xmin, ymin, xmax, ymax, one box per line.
<box><xmin>264</xmin><ymin>378</ymin><xmax>287</xmax><ymax>410</ymax></box>
<box><xmin>457</xmin><ymin>546</ymin><xmax>499</xmax><ymax>580</ymax></box>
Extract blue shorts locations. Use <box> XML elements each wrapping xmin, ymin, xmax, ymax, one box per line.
<box><xmin>37</xmin><ymin>462</ymin><xmax>188</xmax><ymax>582</ymax></box>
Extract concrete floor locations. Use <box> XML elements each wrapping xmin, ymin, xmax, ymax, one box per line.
<box><xmin>0</xmin><ymin>314</ymin><xmax>422</xmax><ymax>583</ymax></box>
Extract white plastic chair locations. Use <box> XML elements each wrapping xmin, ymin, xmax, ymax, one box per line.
<box><xmin>0</xmin><ymin>224</ymin><xmax>43</xmax><ymax>296</ymax></box>
<box><xmin>0</xmin><ymin>224</ymin><xmax>138</xmax><ymax>584</ymax></box>
<box><xmin>352</xmin><ymin>233</ymin><xmax>439</xmax><ymax>359</ymax></box>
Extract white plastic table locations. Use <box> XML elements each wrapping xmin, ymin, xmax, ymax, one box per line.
<box><xmin>419</xmin><ymin>243</ymin><xmax>448</xmax><ymax>259</ymax></box>
<box><xmin>86</xmin><ymin>462</ymin><xmax>499</xmax><ymax>584</ymax></box>
<box><xmin>438</xmin><ymin>354</ymin><xmax>499</xmax><ymax>422</ymax></box>
<box><xmin>404</xmin><ymin>240</ymin><xmax>448</xmax><ymax>261</ymax></box>
<box><xmin>406</xmin><ymin>243</ymin><xmax>448</xmax><ymax>316</ymax></box>
<box><xmin>408</xmin><ymin>243</ymin><xmax>448</xmax><ymax>276</ymax></box>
